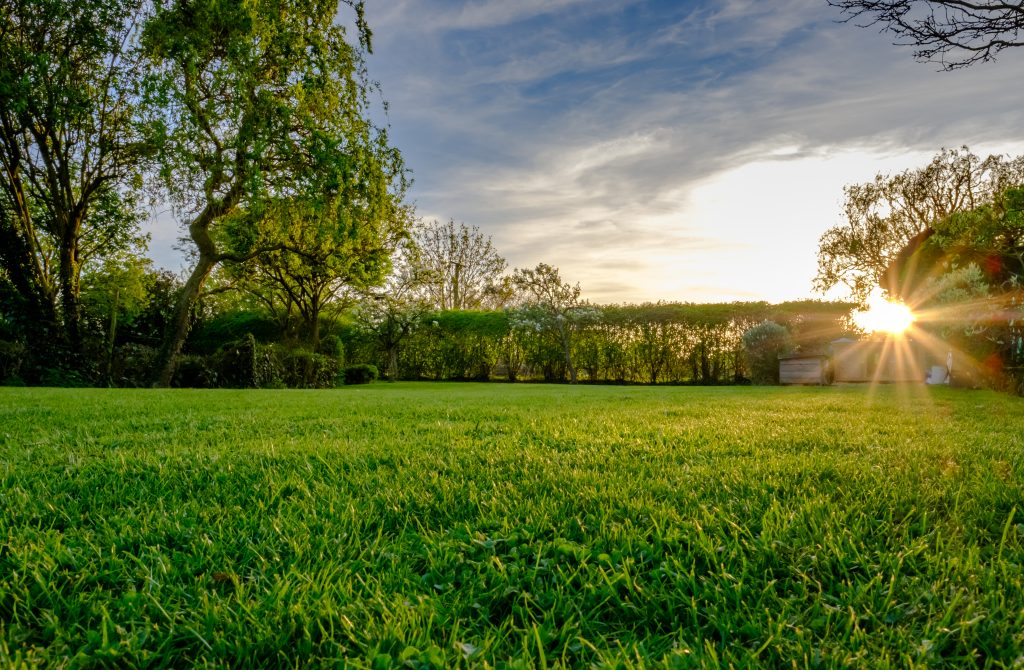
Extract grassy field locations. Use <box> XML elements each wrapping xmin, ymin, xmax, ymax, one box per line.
<box><xmin>1</xmin><ymin>383</ymin><xmax>1023</xmax><ymax>668</ymax></box>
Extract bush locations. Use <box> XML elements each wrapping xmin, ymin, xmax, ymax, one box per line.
<box><xmin>0</xmin><ymin>339</ymin><xmax>25</xmax><ymax>380</ymax></box>
<box><xmin>277</xmin><ymin>349</ymin><xmax>340</xmax><ymax>388</ymax></box>
<box><xmin>40</xmin><ymin>367</ymin><xmax>88</xmax><ymax>387</ymax></box>
<box><xmin>174</xmin><ymin>355</ymin><xmax>218</xmax><ymax>388</ymax></box>
<box><xmin>110</xmin><ymin>343</ymin><xmax>159</xmax><ymax>387</ymax></box>
<box><xmin>190</xmin><ymin>310</ymin><xmax>281</xmax><ymax>354</ymax></box>
<box><xmin>742</xmin><ymin>321</ymin><xmax>792</xmax><ymax>385</ymax></box>
<box><xmin>342</xmin><ymin>363</ymin><xmax>378</xmax><ymax>385</ymax></box>
<box><xmin>215</xmin><ymin>335</ymin><xmax>260</xmax><ymax>388</ymax></box>
<box><xmin>318</xmin><ymin>334</ymin><xmax>344</xmax><ymax>360</ymax></box>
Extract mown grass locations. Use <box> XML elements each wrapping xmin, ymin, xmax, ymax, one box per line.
<box><xmin>1</xmin><ymin>383</ymin><xmax>1023</xmax><ymax>668</ymax></box>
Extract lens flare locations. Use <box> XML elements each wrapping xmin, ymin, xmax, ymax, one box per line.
<box><xmin>853</xmin><ymin>290</ymin><xmax>916</xmax><ymax>335</ymax></box>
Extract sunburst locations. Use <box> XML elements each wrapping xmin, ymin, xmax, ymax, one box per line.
<box><xmin>853</xmin><ymin>289</ymin><xmax>916</xmax><ymax>335</ymax></box>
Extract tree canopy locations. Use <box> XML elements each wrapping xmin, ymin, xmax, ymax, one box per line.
<box><xmin>0</xmin><ymin>0</ymin><xmax>147</xmax><ymax>364</ymax></box>
<box><xmin>411</xmin><ymin>219</ymin><xmax>508</xmax><ymax>310</ymax></box>
<box><xmin>142</xmin><ymin>0</ymin><xmax>406</xmax><ymax>385</ymax></box>
<box><xmin>815</xmin><ymin>147</ymin><xmax>1024</xmax><ymax>301</ymax></box>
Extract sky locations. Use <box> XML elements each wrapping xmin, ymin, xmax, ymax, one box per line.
<box><xmin>148</xmin><ymin>0</ymin><xmax>1024</xmax><ymax>304</ymax></box>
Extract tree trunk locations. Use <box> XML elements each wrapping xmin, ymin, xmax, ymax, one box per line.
<box><xmin>153</xmin><ymin>252</ymin><xmax>217</xmax><ymax>387</ymax></box>
<box><xmin>58</xmin><ymin>240</ymin><xmax>82</xmax><ymax>358</ymax></box>
<box><xmin>105</xmin><ymin>287</ymin><xmax>120</xmax><ymax>385</ymax></box>
<box><xmin>387</xmin><ymin>347</ymin><xmax>397</xmax><ymax>380</ymax></box>
<box><xmin>310</xmin><ymin>306</ymin><xmax>321</xmax><ymax>352</ymax></box>
<box><xmin>152</xmin><ymin>182</ymin><xmax>243</xmax><ymax>387</ymax></box>
<box><xmin>560</xmin><ymin>324</ymin><xmax>577</xmax><ymax>384</ymax></box>
<box><xmin>305</xmin><ymin>302</ymin><xmax>321</xmax><ymax>386</ymax></box>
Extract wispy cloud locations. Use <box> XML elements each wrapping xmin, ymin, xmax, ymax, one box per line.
<box><xmin>147</xmin><ymin>1</ymin><xmax>1024</xmax><ymax>302</ymax></box>
<box><xmin>359</xmin><ymin>0</ymin><xmax>1024</xmax><ymax>301</ymax></box>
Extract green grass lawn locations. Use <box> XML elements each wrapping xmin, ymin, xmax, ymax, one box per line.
<box><xmin>1</xmin><ymin>383</ymin><xmax>1023</xmax><ymax>668</ymax></box>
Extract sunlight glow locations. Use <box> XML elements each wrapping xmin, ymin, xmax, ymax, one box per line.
<box><xmin>853</xmin><ymin>290</ymin><xmax>916</xmax><ymax>335</ymax></box>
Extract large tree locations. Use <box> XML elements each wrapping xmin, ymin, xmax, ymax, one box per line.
<box><xmin>142</xmin><ymin>0</ymin><xmax>405</xmax><ymax>386</ymax></box>
<box><xmin>815</xmin><ymin>147</ymin><xmax>1024</xmax><ymax>301</ymax></box>
<box><xmin>829</xmin><ymin>0</ymin><xmax>1024</xmax><ymax>69</ymax></box>
<box><xmin>0</xmin><ymin>0</ymin><xmax>146</xmax><ymax>363</ymax></box>
<box><xmin>412</xmin><ymin>218</ymin><xmax>508</xmax><ymax>310</ymax></box>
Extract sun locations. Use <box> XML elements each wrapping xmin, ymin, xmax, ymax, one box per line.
<box><xmin>853</xmin><ymin>289</ymin><xmax>916</xmax><ymax>335</ymax></box>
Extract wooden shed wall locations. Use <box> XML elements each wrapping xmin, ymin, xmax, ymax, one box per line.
<box><xmin>779</xmin><ymin>358</ymin><xmax>826</xmax><ymax>385</ymax></box>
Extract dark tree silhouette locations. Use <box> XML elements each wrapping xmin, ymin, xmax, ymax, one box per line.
<box><xmin>829</xmin><ymin>0</ymin><xmax>1024</xmax><ymax>69</ymax></box>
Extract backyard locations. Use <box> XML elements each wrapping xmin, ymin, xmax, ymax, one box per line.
<box><xmin>2</xmin><ymin>384</ymin><xmax>1022</xmax><ymax>667</ymax></box>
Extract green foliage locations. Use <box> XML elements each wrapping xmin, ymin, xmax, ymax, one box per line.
<box><xmin>901</xmin><ymin>185</ymin><xmax>1024</xmax><ymax>387</ymax></box>
<box><xmin>172</xmin><ymin>354</ymin><xmax>219</xmax><ymax>388</ymax></box>
<box><xmin>929</xmin><ymin>186</ymin><xmax>1024</xmax><ymax>288</ymax></box>
<box><xmin>0</xmin><ymin>0</ymin><xmax>149</xmax><ymax>357</ymax></box>
<box><xmin>212</xmin><ymin>335</ymin><xmax>262</xmax><ymax>389</ymax></box>
<box><xmin>318</xmin><ymin>334</ymin><xmax>345</xmax><ymax>359</ymax></box>
<box><xmin>342</xmin><ymin>363</ymin><xmax>379</xmax><ymax>385</ymax></box>
<box><xmin>511</xmin><ymin>264</ymin><xmax>597</xmax><ymax>383</ymax></box>
<box><xmin>189</xmin><ymin>311</ymin><xmax>282</xmax><ymax>355</ymax></box>
<box><xmin>109</xmin><ymin>343</ymin><xmax>160</xmax><ymax>387</ymax></box>
<box><xmin>815</xmin><ymin>148</ymin><xmax>1024</xmax><ymax>301</ymax></box>
<box><xmin>38</xmin><ymin>367</ymin><xmax>89</xmax><ymax>388</ymax></box>
<box><xmin>274</xmin><ymin>349</ymin><xmax>341</xmax><ymax>389</ymax></box>
<box><xmin>168</xmin><ymin>339</ymin><xmax>342</xmax><ymax>389</ymax></box>
<box><xmin>81</xmin><ymin>256</ymin><xmax>153</xmax><ymax>327</ymax></box>
<box><xmin>122</xmin><ymin>270</ymin><xmax>182</xmax><ymax>347</ymax></box>
<box><xmin>742</xmin><ymin>321</ymin><xmax>793</xmax><ymax>385</ymax></box>
<box><xmin>0</xmin><ymin>339</ymin><xmax>25</xmax><ymax>381</ymax></box>
<box><xmin>355</xmin><ymin>286</ymin><xmax>428</xmax><ymax>381</ymax></box>
<box><xmin>347</xmin><ymin>301</ymin><xmax>853</xmax><ymax>386</ymax></box>
<box><xmin>2</xmin><ymin>384</ymin><xmax>1024</xmax><ymax>665</ymax></box>
<box><xmin>141</xmin><ymin>0</ymin><xmax>406</xmax><ymax>384</ymax></box>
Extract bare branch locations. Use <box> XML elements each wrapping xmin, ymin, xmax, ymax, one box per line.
<box><xmin>829</xmin><ymin>0</ymin><xmax>1024</xmax><ymax>68</ymax></box>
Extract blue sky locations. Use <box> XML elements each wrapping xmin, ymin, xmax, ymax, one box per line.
<box><xmin>150</xmin><ymin>1</ymin><xmax>1024</xmax><ymax>303</ymax></box>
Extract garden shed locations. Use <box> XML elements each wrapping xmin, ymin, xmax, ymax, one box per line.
<box><xmin>831</xmin><ymin>337</ymin><xmax>871</xmax><ymax>382</ymax></box>
<box><xmin>779</xmin><ymin>353</ymin><xmax>830</xmax><ymax>385</ymax></box>
<box><xmin>830</xmin><ymin>337</ymin><xmax>926</xmax><ymax>383</ymax></box>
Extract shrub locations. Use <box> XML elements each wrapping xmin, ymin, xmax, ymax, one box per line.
<box><xmin>215</xmin><ymin>335</ymin><xmax>260</xmax><ymax>388</ymax></box>
<box><xmin>742</xmin><ymin>321</ymin><xmax>792</xmax><ymax>385</ymax></box>
<box><xmin>342</xmin><ymin>363</ymin><xmax>378</xmax><ymax>385</ymax></box>
<box><xmin>40</xmin><ymin>367</ymin><xmax>88</xmax><ymax>387</ymax></box>
<box><xmin>318</xmin><ymin>334</ymin><xmax>344</xmax><ymax>360</ymax></box>
<box><xmin>190</xmin><ymin>311</ymin><xmax>281</xmax><ymax>354</ymax></box>
<box><xmin>277</xmin><ymin>349</ymin><xmax>340</xmax><ymax>388</ymax></box>
<box><xmin>110</xmin><ymin>343</ymin><xmax>159</xmax><ymax>387</ymax></box>
<box><xmin>0</xmin><ymin>339</ymin><xmax>25</xmax><ymax>380</ymax></box>
<box><xmin>173</xmin><ymin>355</ymin><xmax>218</xmax><ymax>388</ymax></box>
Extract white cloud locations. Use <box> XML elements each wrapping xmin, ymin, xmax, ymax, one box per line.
<box><xmin>373</xmin><ymin>0</ymin><xmax>626</xmax><ymax>32</ymax></box>
<box><xmin>149</xmin><ymin>1</ymin><xmax>1024</xmax><ymax>305</ymax></box>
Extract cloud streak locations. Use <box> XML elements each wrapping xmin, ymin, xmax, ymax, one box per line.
<box><xmin>148</xmin><ymin>1</ymin><xmax>1024</xmax><ymax>303</ymax></box>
